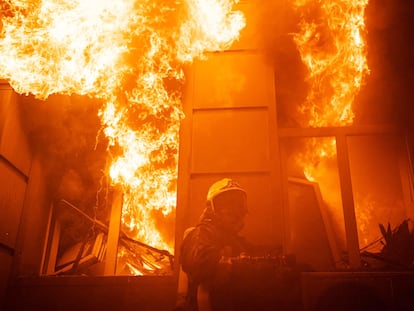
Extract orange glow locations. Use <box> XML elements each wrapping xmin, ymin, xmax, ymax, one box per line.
<box><xmin>354</xmin><ymin>194</ymin><xmax>376</xmax><ymax>247</ymax></box>
<box><xmin>0</xmin><ymin>0</ymin><xmax>245</xmax><ymax>274</ymax></box>
<box><xmin>292</xmin><ymin>0</ymin><xmax>369</xmax><ymax>181</ymax></box>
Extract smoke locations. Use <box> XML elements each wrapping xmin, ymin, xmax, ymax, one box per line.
<box><xmin>249</xmin><ymin>0</ymin><xmax>413</xmax><ymax>129</ymax></box>
<box><xmin>19</xmin><ymin>93</ymin><xmax>109</xmax><ymax>212</ymax></box>
<box><xmin>247</xmin><ymin>1</ymin><xmax>307</xmax><ymax>127</ymax></box>
<box><xmin>355</xmin><ymin>0</ymin><xmax>414</xmax><ymax>128</ymax></box>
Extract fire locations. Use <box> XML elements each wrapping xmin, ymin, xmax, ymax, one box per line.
<box><xmin>298</xmin><ymin>138</ymin><xmax>337</xmax><ymax>182</ymax></box>
<box><xmin>291</xmin><ymin>0</ymin><xmax>369</xmax><ymax>180</ymax></box>
<box><xmin>0</xmin><ymin>0</ymin><xmax>131</xmax><ymax>99</ymax></box>
<box><xmin>291</xmin><ymin>0</ymin><xmax>370</xmax><ymax>257</ymax></box>
<box><xmin>0</xmin><ymin>0</ymin><xmax>245</xmax><ymax>275</ymax></box>
<box><xmin>177</xmin><ymin>0</ymin><xmax>245</xmax><ymax>62</ymax></box>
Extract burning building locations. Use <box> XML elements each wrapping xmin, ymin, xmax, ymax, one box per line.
<box><xmin>0</xmin><ymin>0</ymin><xmax>413</xmax><ymax>310</ymax></box>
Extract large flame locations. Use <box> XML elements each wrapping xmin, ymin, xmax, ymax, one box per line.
<box><xmin>291</xmin><ymin>0</ymin><xmax>369</xmax><ymax>256</ymax></box>
<box><xmin>293</xmin><ymin>0</ymin><xmax>369</xmax><ymax>128</ymax></box>
<box><xmin>292</xmin><ymin>0</ymin><xmax>369</xmax><ymax>180</ymax></box>
<box><xmin>0</xmin><ymin>0</ymin><xmax>245</xmax><ymax>274</ymax></box>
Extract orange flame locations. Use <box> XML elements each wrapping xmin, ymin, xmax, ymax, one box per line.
<box><xmin>177</xmin><ymin>0</ymin><xmax>245</xmax><ymax>62</ymax></box>
<box><xmin>0</xmin><ymin>0</ymin><xmax>245</xmax><ymax>274</ymax></box>
<box><xmin>293</xmin><ymin>0</ymin><xmax>369</xmax><ymax>128</ymax></box>
<box><xmin>292</xmin><ymin>0</ymin><xmax>369</xmax><ymax>180</ymax></box>
<box><xmin>296</xmin><ymin>138</ymin><xmax>337</xmax><ymax>182</ymax></box>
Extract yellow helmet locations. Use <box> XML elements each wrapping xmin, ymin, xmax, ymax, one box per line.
<box><xmin>206</xmin><ymin>178</ymin><xmax>246</xmax><ymax>203</ymax></box>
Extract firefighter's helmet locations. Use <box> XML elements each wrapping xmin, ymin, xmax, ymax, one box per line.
<box><xmin>206</xmin><ymin>178</ymin><xmax>246</xmax><ymax>210</ymax></box>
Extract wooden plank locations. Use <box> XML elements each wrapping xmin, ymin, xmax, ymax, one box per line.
<box><xmin>104</xmin><ymin>190</ymin><xmax>123</xmax><ymax>275</ymax></box>
<box><xmin>336</xmin><ymin>134</ymin><xmax>361</xmax><ymax>268</ymax></box>
<box><xmin>39</xmin><ymin>204</ymin><xmax>61</xmax><ymax>275</ymax></box>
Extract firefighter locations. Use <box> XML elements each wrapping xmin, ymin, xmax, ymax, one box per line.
<box><xmin>176</xmin><ymin>178</ymin><xmax>251</xmax><ymax>311</ymax></box>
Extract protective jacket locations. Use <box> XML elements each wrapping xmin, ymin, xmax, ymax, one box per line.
<box><xmin>180</xmin><ymin>214</ymin><xmax>251</xmax><ymax>311</ymax></box>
